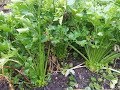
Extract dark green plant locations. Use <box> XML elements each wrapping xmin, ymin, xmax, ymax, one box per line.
<box><xmin>89</xmin><ymin>77</ymin><xmax>102</xmax><ymax>90</ymax></box>
<box><xmin>54</xmin><ymin>42</ymin><xmax>68</xmax><ymax>60</ymax></box>
<box><xmin>7</xmin><ymin>0</ymin><xmax>51</xmax><ymax>86</ymax></box>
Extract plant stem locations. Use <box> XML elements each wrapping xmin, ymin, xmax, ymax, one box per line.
<box><xmin>68</xmin><ymin>44</ymin><xmax>88</xmax><ymax>61</ymax></box>
<box><xmin>102</xmin><ymin>67</ymin><xmax>120</xmax><ymax>74</ymax></box>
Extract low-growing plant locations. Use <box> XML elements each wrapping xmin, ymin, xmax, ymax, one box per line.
<box><xmin>69</xmin><ymin>38</ymin><xmax>120</xmax><ymax>72</ymax></box>
<box><xmin>85</xmin><ymin>39</ymin><xmax>120</xmax><ymax>72</ymax></box>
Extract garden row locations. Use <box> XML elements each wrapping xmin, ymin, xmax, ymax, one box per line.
<box><xmin>0</xmin><ymin>0</ymin><xmax>120</xmax><ymax>90</ymax></box>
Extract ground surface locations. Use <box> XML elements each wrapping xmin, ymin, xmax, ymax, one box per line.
<box><xmin>33</xmin><ymin>59</ymin><xmax>120</xmax><ymax>90</ymax></box>
<box><xmin>0</xmin><ymin>76</ymin><xmax>9</xmax><ymax>90</ymax></box>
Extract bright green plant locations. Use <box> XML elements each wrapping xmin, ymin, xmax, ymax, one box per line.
<box><xmin>69</xmin><ymin>39</ymin><xmax>120</xmax><ymax>72</ymax></box>
<box><xmin>0</xmin><ymin>0</ymin><xmax>68</xmax><ymax>87</ymax></box>
<box><xmin>0</xmin><ymin>50</ymin><xmax>21</xmax><ymax>74</ymax></box>
<box><xmin>0</xmin><ymin>9</ymin><xmax>21</xmax><ymax>75</ymax></box>
<box><xmin>85</xmin><ymin>44</ymin><xmax>120</xmax><ymax>72</ymax></box>
<box><xmin>6</xmin><ymin>0</ymin><xmax>51</xmax><ymax>87</ymax></box>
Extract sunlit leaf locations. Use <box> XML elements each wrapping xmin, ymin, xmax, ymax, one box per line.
<box><xmin>67</xmin><ymin>0</ymin><xmax>75</xmax><ymax>5</ymax></box>
<box><xmin>16</xmin><ymin>27</ymin><xmax>29</xmax><ymax>33</ymax></box>
<box><xmin>0</xmin><ymin>58</ymin><xmax>21</xmax><ymax>69</ymax></box>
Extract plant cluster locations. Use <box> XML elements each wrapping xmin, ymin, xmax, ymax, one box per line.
<box><xmin>0</xmin><ymin>0</ymin><xmax>120</xmax><ymax>89</ymax></box>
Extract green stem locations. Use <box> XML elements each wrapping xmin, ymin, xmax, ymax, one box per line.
<box><xmin>37</xmin><ymin>0</ymin><xmax>46</xmax><ymax>86</ymax></box>
<box><xmin>68</xmin><ymin>44</ymin><xmax>88</xmax><ymax>61</ymax></box>
<box><xmin>102</xmin><ymin>67</ymin><xmax>120</xmax><ymax>74</ymax></box>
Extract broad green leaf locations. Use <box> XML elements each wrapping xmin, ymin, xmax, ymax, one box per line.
<box><xmin>0</xmin><ymin>42</ymin><xmax>9</xmax><ymax>51</ymax></box>
<box><xmin>0</xmin><ymin>24</ymin><xmax>11</xmax><ymax>32</ymax></box>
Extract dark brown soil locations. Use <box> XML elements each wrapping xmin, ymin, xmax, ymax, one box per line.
<box><xmin>114</xmin><ymin>59</ymin><xmax>120</xmax><ymax>69</ymax></box>
<box><xmin>0</xmin><ymin>75</ymin><xmax>10</xmax><ymax>90</ymax></box>
<box><xmin>33</xmin><ymin>68</ymin><xmax>110</xmax><ymax>90</ymax></box>
<box><xmin>74</xmin><ymin>67</ymin><xmax>110</xmax><ymax>89</ymax></box>
<box><xmin>74</xmin><ymin>67</ymin><xmax>97</xmax><ymax>89</ymax></box>
<box><xmin>33</xmin><ymin>58</ymin><xmax>120</xmax><ymax>90</ymax></box>
<box><xmin>33</xmin><ymin>73</ymin><xmax>68</xmax><ymax>90</ymax></box>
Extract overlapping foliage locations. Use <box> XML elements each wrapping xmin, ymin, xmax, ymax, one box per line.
<box><xmin>0</xmin><ymin>0</ymin><xmax>120</xmax><ymax>88</ymax></box>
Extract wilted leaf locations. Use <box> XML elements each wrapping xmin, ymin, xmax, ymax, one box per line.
<box><xmin>65</xmin><ymin>69</ymin><xmax>75</xmax><ymax>77</ymax></box>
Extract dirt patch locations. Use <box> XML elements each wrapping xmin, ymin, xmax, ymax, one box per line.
<box><xmin>74</xmin><ymin>67</ymin><xmax>111</xmax><ymax>89</ymax></box>
<box><xmin>114</xmin><ymin>59</ymin><xmax>120</xmax><ymax>69</ymax></box>
<box><xmin>74</xmin><ymin>67</ymin><xmax>98</xmax><ymax>89</ymax></box>
<box><xmin>33</xmin><ymin>73</ymin><xmax>68</xmax><ymax>90</ymax></box>
<box><xmin>0</xmin><ymin>75</ymin><xmax>12</xmax><ymax>90</ymax></box>
<box><xmin>33</xmin><ymin>58</ymin><xmax>120</xmax><ymax>90</ymax></box>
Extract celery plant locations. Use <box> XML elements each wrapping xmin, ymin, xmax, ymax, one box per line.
<box><xmin>34</xmin><ymin>0</ymin><xmax>47</xmax><ymax>86</ymax></box>
<box><xmin>69</xmin><ymin>41</ymin><xmax>120</xmax><ymax>72</ymax></box>
<box><xmin>8</xmin><ymin>0</ymin><xmax>49</xmax><ymax>87</ymax></box>
<box><xmin>85</xmin><ymin>44</ymin><xmax>120</xmax><ymax>72</ymax></box>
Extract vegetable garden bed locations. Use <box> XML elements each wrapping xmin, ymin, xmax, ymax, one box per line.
<box><xmin>0</xmin><ymin>0</ymin><xmax>120</xmax><ymax>90</ymax></box>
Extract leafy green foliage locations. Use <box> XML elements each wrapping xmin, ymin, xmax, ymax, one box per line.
<box><xmin>66</xmin><ymin>0</ymin><xmax>120</xmax><ymax>72</ymax></box>
<box><xmin>85</xmin><ymin>41</ymin><xmax>120</xmax><ymax>72</ymax></box>
<box><xmin>54</xmin><ymin>42</ymin><xmax>68</xmax><ymax>60</ymax></box>
<box><xmin>0</xmin><ymin>0</ymin><xmax>120</xmax><ymax>88</ymax></box>
<box><xmin>2</xmin><ymin>0</ymin><xmax>52</xmax><ymax>87</ymax></box>
<box><xmin>70</xmin><ymin>38</ymin><xmax>120</xmax><ymax>72</ymax></box>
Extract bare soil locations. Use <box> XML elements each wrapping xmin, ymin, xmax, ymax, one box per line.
<box><xmin>0</xmin><ymin>75</ymin><xmax>10</xmax><ymax>90</ymax></box>
<box><xmin>33</xmin><ymin>59</ymin><xmax>120</xmax><ymax>90</ymax></box>
<box><xmin>33</xmin><ymin>73</ymin><xmax>68</xmax><ymax>90</ymax></box>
